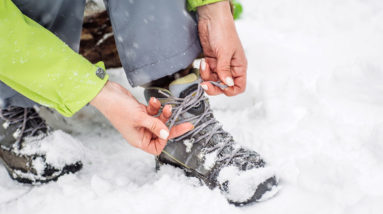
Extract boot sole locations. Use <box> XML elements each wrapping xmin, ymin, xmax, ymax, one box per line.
<box><xmin>155</xmin><ymin>157</ymin><xmax>279</xmax><ymax>206</ymax></box>
<box><xmin>0</xmin><ymin>147</ymin><xmax>82</xmax><ymax>184</ymax></box>
<box><xmin>10</xmin><ymin>161</ymin><xmax>83</xmax><ymax>184</ymax></box>
<box><xmin>229</xmin><ymin>176</ymin><xmax>279</xmax><ymax>206</ymax></box>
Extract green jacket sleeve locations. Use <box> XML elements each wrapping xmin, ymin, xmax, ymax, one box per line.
<box><xmin>187</xmin><ymin>0</ymin><xmax>226</xmax><ymax>11</ymax></box>
<box><xmin>0</xmin><ymin>0</ymin><xmax>109</xmax><ymax>117</ymax></box>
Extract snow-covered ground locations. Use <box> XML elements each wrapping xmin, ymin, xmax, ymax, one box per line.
<box><xmin>1</xmin><ymin>0</ymin><xmax>383</xmax><ymax>213</ymax></box>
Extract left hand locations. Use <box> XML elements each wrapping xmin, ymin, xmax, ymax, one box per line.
<box><xmin>90</xmin><ymin>81</ymin><xmax>193</xmax><ymax>155</ymax></box>
<box><xmin>197</xmin><ymin>1</ymin><xmax>247</xmax><ymax>96</ymax></box>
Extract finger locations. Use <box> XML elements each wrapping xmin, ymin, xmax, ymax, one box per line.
<box><xmin>230</xmin><ymin>57</ymin><xmax>247</xmax><ymax>78</ymax></box>
<box><xmin>142</xmin><ymin>132</ymin><xmax>167</xmax><ymax>155</ymax></box>
<box><xmin>217</xmin><ymin>53</ymin><xmax>235</xmax><ymax>87</ymax></box>
<box><xmin>201</xmin><ymin>81</ymin><xmax>224</xmax><ymax>96</ymax></box>
<box><xmin>146</xmin><ymin>97</ymin><xmax>161</xmax><ymax>116</ymax></box>
<box><xmin>205</xmin><ymin>57</ymin><xmax>217</xmax><ymax>71</ymax></box>
<box><xmin>142</xmin><ymin>129</ymin><xmax>167</xmax><ymax>155</ymax></box>
<box><xmin>147</xmin><ymin>138</ymin><xmax>167</xmax><ymax>155</ymax></box>
<box><xmin>140</xmin><ymin>115</ymin><xmax>170</xmax><ymax>140</ymax></box>
<box><xmin>169</xmin><ymin>122</ymin><xmax>194</xmax><ymax>139</ymax></box>
<box><xmin>200</xmin><ymin>58</ymin><xmax>218</xmax><ymax>82</ymax></box>
<box><xmin>159</xmin><ymin>104</ymin><xmax>172</xmax><ymax>123</ymax></box>
<box><xmin>223</xmin><ymin>76</ymin><xmax>246</xmax><ymax>96</ymax></box>
<box><xmin>135</xmin><ymin>126</ymin><xmax>166</xmax><ymax>155</ymax></box>
<box><xmin>147</xmin><ymin>122</ymin><xmax>194</xmax><ymax>155</ymax></box>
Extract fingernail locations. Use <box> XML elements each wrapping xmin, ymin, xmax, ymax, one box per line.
<box><xmin>201</xmin><ymin>84</ymin><xmax>208</xmax><ymax>90</ymax></box>
<box><xmin>168</xmin><ymin>105</ymin><xmax>172</xmax><ymax>113</ymax></box>
<box><xmin>160</xmin><ymin>129</ymin><xmax>169</xmax><ymax>140</ymax></box>
<box><xmin>225</xmin><ymin>77</ymin><xmax>234</xmax><ymax>87</ymax></box>
<box><xmin>152</xmin><ymin>98</ymin><xmax>157</xmax><ymax>103</ymax></box>
<box><xmin>201</xmin><ymin>59</ymin><xmax>206</xmax><ymax>71</ymax></box>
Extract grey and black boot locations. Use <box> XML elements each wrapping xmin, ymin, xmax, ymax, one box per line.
<box><xmin>0</xmin><ymin>106</ymin><xmax>82</xmax><ymax>184</ymax></box>
<box><xmin>144</xmin><ymin>72</ymin><xmax>279</xmax><ymax>206</ymax></box>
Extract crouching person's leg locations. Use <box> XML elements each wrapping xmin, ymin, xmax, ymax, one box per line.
<box><xmin>105</xmin><ymin>0</ymin><xmax>201</xmax><ymax>87</ymax></box>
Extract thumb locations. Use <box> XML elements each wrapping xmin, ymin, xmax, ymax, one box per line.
<box><xmin>140</xmin><ymin>115</ymin><xmax>170</xmax><ymax>140</ymax></box>
<box><xmin>217</xmin><ymin>54</ymin><xmax>234</xmax><ymax>87</ymax></box>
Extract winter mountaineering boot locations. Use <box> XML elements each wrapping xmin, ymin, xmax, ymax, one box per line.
<box><xmin>144</xmin><ymin>72</ymin><xmax>279</xmax><ymax>206</ymax></box>
<box><xmin>0</xmin><ymin>106</ymin><xmax>82</xmax><ymax>184</ymax></box>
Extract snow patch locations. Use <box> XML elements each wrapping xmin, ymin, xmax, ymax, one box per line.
<box><xmin>96</xmin><ymin>32</ymin><xmax>114</xmax><ymax>46</ymax></box>
<box><xmin>183</xmin><ymin>139</ymin><xmax>193</xmax><ymax>153</ymax></box>
<box><xmin>91</xmin><ymin>175</ymin><xmax>112</xmax><ymax>196</ymax></box>
<box><xmin>31</xmin><ymin>157</ymin><xmax>46</xmax><ymax>175</ymax></box>
<box><xmin>19</xmin><ymin>130</ymin><xmax>85</xmax><ymax>168</ymax></box>
<box><xmin>203</xmin><ymin>150</ymin><xmax>218</xmax><ymax>170</ymax></box>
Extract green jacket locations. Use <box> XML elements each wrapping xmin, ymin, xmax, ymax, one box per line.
<box><xmin>0</xmin><ymin>0</ymin><xmax>223</xmax><ymax>117</ymax></box>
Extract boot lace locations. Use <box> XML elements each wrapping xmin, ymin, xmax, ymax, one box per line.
<box><xmin>159</xmin><ymin>82</ymin><xmax>250</xmax><ymax>166</ymax></box>
<box><xmin>0</xmin><ymin>107</ymin><xmax>48</xmax><ymax>148</ymax></box>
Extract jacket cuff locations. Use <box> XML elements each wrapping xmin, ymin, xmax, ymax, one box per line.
<box><xmin>187</xmin><ymin>0</ymin><xmax>227</xmax><ymax>11</ymax></box>
<box><xmin>59</xmin><ymin>65</ymin><xmax>109</xmax><ymax>117</ymax></box>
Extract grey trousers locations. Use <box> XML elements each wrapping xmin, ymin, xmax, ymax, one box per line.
<box><xmin>0</xmin><ymin>0</ymin><xmax>201</xmax><ymax>109</ymax></box>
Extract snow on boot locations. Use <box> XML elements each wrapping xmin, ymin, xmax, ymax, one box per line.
<box><xmin>0</xmin><ymin>106</ymin><xmax>83</xmax><ymax>184</ymax></box>
<box><xmin>144</xmin><ymin>73</ymin><xmax>279</xmax><ymax>205</ymax></box>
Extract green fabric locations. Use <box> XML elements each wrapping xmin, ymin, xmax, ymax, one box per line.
<box><xmin>187</xmin><ymin>0</ymin><xmax>226</xmax><ymax>11</ymax></box>
<box><xmin>0</xmin><ymin>0</ymin><xmax>109</xmax><ymax>117</ymax></box>
<box><xmin>232</xmin><ymin>0</ymin><xmax>243</xmax><ymax>20</ymax></box>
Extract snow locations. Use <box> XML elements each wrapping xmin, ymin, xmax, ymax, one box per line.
<box><xmin>1</xmin><ymin>0</ymin><xmax>383</xmax><ymax>213</ymax></box>
<box><xmin>203</xmin><ymin>150</ymin><xmax>218</xmax><ymax>170</ymax></box>
<box><xmin>20</xmin><ymin>130</ymin><xmax>85</xmax><ymax>168</ymax></box>
<box><xmin>183</xmin><ymin>139</ymin><xmax>193</xmax><ymax>153</ymax></box>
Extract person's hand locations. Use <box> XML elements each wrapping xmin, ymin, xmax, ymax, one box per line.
<box><xmin>197</xmin><ymin>1</ymin><xmax>247</xmax><ymax>96</ymax></box>
<box><xmin>90</xmin><ymin>81</ymin><xmax>193</xmax><ymax>155</ymax></box>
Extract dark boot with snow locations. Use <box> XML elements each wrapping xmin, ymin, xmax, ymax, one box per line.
<box><xmin>144</xmin><ymin>72</ymin><xmax>279</xmax><ymax>205</ymax></box>
<box><xmin>0</xmin><ymin>106</ymin><xmax>82</xmax><ymax>184</ymax></box>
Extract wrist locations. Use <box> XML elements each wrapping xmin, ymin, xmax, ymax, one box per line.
<box><xmin>90</xmin><ymin>81</ymin><xmax>113</xmax><ymax>113</ymax></box>
<box><xmin>197</xmin><ymin>0</ymin><xmax>232</xmax><ymax>20</ymax></box>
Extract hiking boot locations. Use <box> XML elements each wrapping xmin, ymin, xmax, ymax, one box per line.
<box><xmin>144</xmin><ymin>72</ymin><xmax>279</xmax><ymax>205</ymax></box>
<box><xmin>0</xmin><ymin>106</ymin><xmax>83</xmax><ymax>184</ymax></box>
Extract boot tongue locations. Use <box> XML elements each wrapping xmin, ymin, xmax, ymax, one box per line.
<box><xmin>168</xmin><ymin>73</ymin><xmax>200</xmax><ymax>98</ymax></box>
<box><xmin>143</xmin><ymin>73</ymin><xmax>200</xmax><ymax>103</ymax></box>
<box><xmin>169</xmin><ymin>73</ymin><xmax>206</xmax><ymax>117</ymax></box>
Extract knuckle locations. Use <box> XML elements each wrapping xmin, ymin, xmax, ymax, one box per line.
<box><xmin>218</xmin><ymin>65</ymin><xmax>231</xmax><ymax>73</ymax></box>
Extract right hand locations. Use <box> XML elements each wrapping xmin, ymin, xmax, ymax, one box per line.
<box><xmin>90</xmin><ymin>81</ymin><xmax>193</xmax><ymax>155</ymax></box>
<box><xmin>197</xmin><ymin>1</ymin><xmax>247</xmax><ymax>97</ymax></box>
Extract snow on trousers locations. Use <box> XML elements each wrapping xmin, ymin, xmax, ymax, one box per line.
<box><xmin>0</xmin><ymin>0</ymin><xmax>201</xmax><ymax>109</ymax></box>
